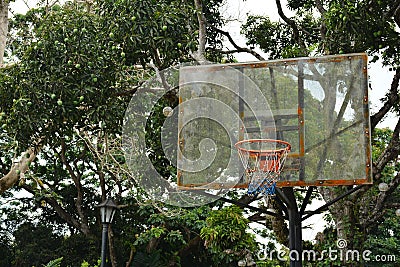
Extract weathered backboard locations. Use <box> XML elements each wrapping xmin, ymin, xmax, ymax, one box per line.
<box><xmin>177</xmin><ymin>53</ymin><xmax>372</xmax><ymax>189</ymax></box>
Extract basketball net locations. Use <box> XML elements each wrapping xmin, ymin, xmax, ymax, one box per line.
<box><xmin>235</xmin><ymin>139</ymin><xmax>290</xmax><ymax>205</ymax></box>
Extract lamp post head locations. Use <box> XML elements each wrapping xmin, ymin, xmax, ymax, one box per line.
<box><xmin>378</xmin><ymin>182</ymin><xmax>389</xmax><ymax>192</ymax></box>
<box><xmin>97</xmin><ymin>198</ymin><xmax>118</xmax><ymax>224</ymax></box>
<box><xmin>396</xmin><ymin>209</ymin><xmax>400</xmax><ymax>217</ymax></box>
<box><xmin>238</xmin><ymin>259</ymin><xmax>246</xmax><ymax>267</ymax></box>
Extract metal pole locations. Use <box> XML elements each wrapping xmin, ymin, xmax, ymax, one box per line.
<box><xmin>299</xmin><ymin>186</ymin><xmax>315</xmax><ymax>216</ymax></box>
<box><xmin>100</xmin><ymin>224</ymin><xmax>109</xmax><ymax>267</ymax></box>
<box><xmin>294</xmin><ymin>211</ymin><xmax>302</xmax><ymax>267</ymax></box>
<box><xmin>301</xmin><ymin>185</ymin><xmax>365</xmax><ymax>221</ymax></box>
<box><xmin>282</xmin><ymin>188</ymin><xmax>302</xmax><ymax>267</ymax></box>
<box><xmin>288</xmin><ymin>205</ymin><xmax>302</xmax><ymax>267</ymax></box>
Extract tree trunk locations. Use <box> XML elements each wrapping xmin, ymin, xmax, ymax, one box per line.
<box><xmin>108</xmin><ymin>226</ymin><xmax>118</xmax><ymax>267</ymax></box>
<box><xmin>0</xmin><ymin>148</ymin><xmax>37</xmax><ymax>194</ymax></box>
<box><xmin>0</xmin><ymin>0</ymin><xmax>8</xmax><ymax>64</ymax></box>
<box><xmin>125</xmin><ymin>248</ymin><xmax>135</xmax><ymax>267</ymax></box>
<box><xmin>193</xmin><ymin>0</ymin><xmax>206</xmax><ymax>61</ymax></box>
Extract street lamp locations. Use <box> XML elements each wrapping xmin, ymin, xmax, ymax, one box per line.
<box><xmin>238</xmin><ymin>259</ymin><xmax>246</xmax><ymax>266</ymax></box>
<box><xmin>97</xmin><ymin>199</ymin><xmax>118</xmax><ymax>267</ymax></box>
<box><xmin>238</xmin><ymin>252</ymin><xmax>257</xmax><ymax>266</ymax></box>
<box><xmin>396</xmin><ymin>209</ymin><xmax>400</xmax><ymax>217</ymax></box>
<box><xmin>378</xmin><ymin>182</ymin><xmax>389</xmax><ymax>192</ymax></box>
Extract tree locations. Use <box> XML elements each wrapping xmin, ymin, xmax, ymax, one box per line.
<box><xmin>12</xmin><ymin>222</ymin><xmax>63</xmax><ymax>267</ymax></box>
<box><xmin>200</xmin><ymin>205</ymin><xmax>257</xmax><ymax>265</ymax></box>
<box><xmin>0</xmin><ymin>0</ymin><xmax>8</xmax><ymax>64</ymax></box>
<box><xmin>0</xmin><ymin>0</ymin><xmax>229</xmax><ymax>266</ymax></box>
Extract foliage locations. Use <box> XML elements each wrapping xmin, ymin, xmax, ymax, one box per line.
<box><xmin>242</xmin><ymin>0</ymin><xmax>400</xmax><ymax>66</ymax></box>
<box><xmin>363</xmin><ymin>127</ymin><xmax>400</xmax><ymax>266</ymax></box>
<box><xmin>0</xmin><ymin>216</ymin><xmax>100</xmax><ymax>267</ymax></box>
<box><xmin>2</xmin><ymin>4</ymin><xmax>129</xmax><ymax>150</ymax></box>
<box><xmin>96</xmin><ymin>0</ymin><xmax>198</xmax><ymax>69</ymax></box>
<box><xmin>80</xmin><ymin>259</ymin><xmax>100</xmax><ymax>267</ymax></box>
<box><xmin>200</xmin><ymin>205</ymin><xmax>257</xmax><ymax>264</ymax></box>
<box><xmin>322</xmin><ymin>0</ymin><xmax>400</xmax><ymax>65</ymax></box>
<box><xmin>127</xmin><ymin>203</ymin><xmax>213</xmax><ymax>266</ymax></box>
<box><xmin>1</xmin><ymin>0</ymin><xmax>219</xmax><ymax>265</ymax></box>
<box><xmin>304</xmin><ymin>126</ymin><xmax>400</xmax><ymax>266</ymax></box>
<box><xmin>364</xmin><ymin>208</ymin><xmax>400</xmax><ymax>267</ymax></box>
<box><xmin>241</xmin><ymin>14</ymin><xmax>318</xmax><ymax>59</ymax></box>
<box><xmin>43</xmin><ymin>257</ymin><xmax>63</xmax><ymax>267</ymax></box>
<box><xmin>1</xmin><ymin>0</ymin><xmax>225</xmax><ymax>150</ymax></box>
<box><xmin>1</xmin><ymin>0</ymin><xmax>399</xmax><ymax>266</ymax></box>
<box><xmin>372</xmin><ymin>128</ymin><xmax>395</xmax><ymax>160</ymax></box>
<box><xmin>0</xmin><ymin>235</ymin><xmax>13</xmax><ymax>267</ymax></box>
<box><xmin>12</xmin><ymin>223</ymin><xmax>63</xmax><ymax>267</ymax></box>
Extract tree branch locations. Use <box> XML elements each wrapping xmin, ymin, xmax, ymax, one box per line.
<box><xmin>0</xmin><ymin>147</ymin><xmax>38</xmax><ymax>194</ymax></box>
<box><xmin>315</xmin><ymin>0</ymin><xmax>326</xmax><ymax>14</ymax></box>
<box><xmin>193</xmin><ymin>0</ymin><xmax>206</xmax><ymax>61</ymax></box>
<box><xmin>394</xmin><ymin>5</ymin><xmax>400</xmax><ymax>28</ymax></box>
<box><xmin>314</xmin><ymin>0</ymin><xmax>328</xmax><ymax>53</ymax></box>
<box><xmin>113</xmin><ymin>81</ymin><xmax>145</xmax><ymax>97</ymax></box>
<box><xmin>0</xmin><ymin>0</ymin><xmax>9</xmax><ymax>64</ymax></box>
<box><xmin>374</xmin><ymin>117</ymin><xmax>400</xmax><ymax>174</ymax></box>
<box><xmin>385</xmin><ymin>202</ymin><xmax>400</xmax><ymax>209</ymax></box>
<box><xmin>370</xmin><ymin>69</ymin><xmax>400</xmax><ymax>130</ymax></box>
<box><xmin>125</xmin><ymin>248</ymin><xmax>135</xmax><ymax>267</ymax></box>
<box><xmin>21</xmin><ymin>183</ymin><xmax>91</xmax><ymax>235</ymax></box>
<box><xmin>211</xmin><ymin>26</ymin><xmax>266</xmax><ymax>61</ymax></box>
<box><xmin>362</xmin><ymin>172</ymin><xmax>400</xmax><ymax>229</ymax></box>
<box><xmin>60</xmin><ymin>138</ymin><xmax>90</xmax><ymax>235</ymax></box>
<box><xmin>248</xmin><ymin>212</ymin><xmax>266</xmax><ymax>223</ymax></box>
<box><xmin>108</xmin><ymin>225</ymin><xmax>118</xmax><ymax>267</ymax></box>
<box><xmin>384</xmin><ymin>0</ymin><xmax>400</xmax><ymax>26</ymax></box>
<box><xmin>275</xmin><ymin>0</ymin><xmax>306</xmax><ymax>51</ymax></box>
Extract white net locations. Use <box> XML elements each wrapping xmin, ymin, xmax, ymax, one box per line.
<box><xmin>235</xmin><ymin>139</ymin><xmax>290</xmax><ymax>196</ymax></box>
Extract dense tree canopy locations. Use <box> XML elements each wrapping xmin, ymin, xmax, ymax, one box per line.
<box><xmin>0</xmin><ymin>0</ymin><xmax>399</xmax><ymax>266</ymax></box>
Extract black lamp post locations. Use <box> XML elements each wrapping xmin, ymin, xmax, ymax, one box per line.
<box><xmin>97</xmin><ymin>199</ymin><xmax>118</xmax><ymax>267</ymax></box>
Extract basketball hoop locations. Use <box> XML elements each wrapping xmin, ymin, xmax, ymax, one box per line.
<box><xmin>235</xmin><ymin>139</ymin><xmax>291</xmax><ymax>200</ymax></box>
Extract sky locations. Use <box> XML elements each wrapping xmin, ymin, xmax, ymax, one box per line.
<box><xmin>8</xmin><ymin>0</ymin><xmax>397</xmax><ymax>242</ymax></box>
<box><xmin>9</xmin><ymin>0</ymin><xmax>35</xmax><ymax>14</ymax></box>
